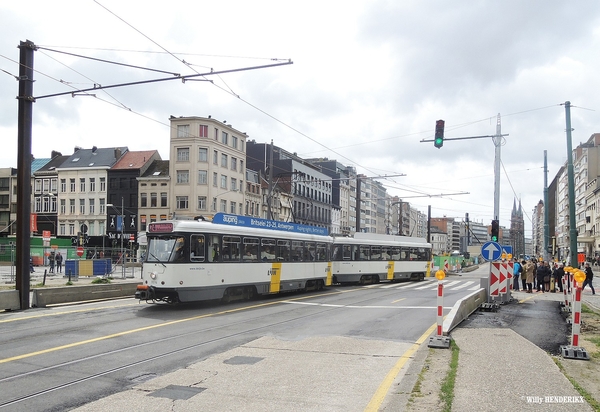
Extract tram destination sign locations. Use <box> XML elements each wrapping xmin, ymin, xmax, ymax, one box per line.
<box><xmin>213</xmin><ymin>213</ymin><xmax>329</xmax><ymax>236</ymax></box>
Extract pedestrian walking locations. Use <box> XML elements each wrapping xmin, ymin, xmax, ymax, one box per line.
<box><xmin>583</xmin><ymin>262</ymin><xmax>596</xmax><ymax>295</ymax></box>
<box><xmin>512</xmin><ymin>258</ymin><xmax>522</xmax><ymax>291</ymax></box>
<box><xmin>55</xmin><ymin>252</ymin><xmax>63</xmax><ymax>273</ymax></box>
<box><xmin>524</xmin><ymin>260</ymin><xmax>535</xmax><ymax>293</ymax></box>
<box><xmin>553</xmin><ymin>263</ymin><xmax>565</xmax><ymax>293</ymax></box>
<box><xmin>49</xmin><ymin>252</ymin><xmax>55</xmax><ymax>273</ymax></box>
<box><xmin>521</xmin><ymin>260</ymin><xmax>527</xmax><ymax>291</ymax></box>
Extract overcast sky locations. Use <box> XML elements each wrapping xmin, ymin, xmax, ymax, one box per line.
<box><xmin>2</xmin><ymin>0</ymin><xmax>600</xmax><ymax>236</ymax></box>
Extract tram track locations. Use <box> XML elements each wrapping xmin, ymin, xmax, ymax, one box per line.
<box><xmin>0</xmin><ymin>287</ymin><xmax>376</xmax><ymax>409</ymax></box>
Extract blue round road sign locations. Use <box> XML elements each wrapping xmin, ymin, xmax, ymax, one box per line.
<box><xmin>481</xmin><ymin>241</ymin><xmax>502</xmax><ymax>261</ymax></box>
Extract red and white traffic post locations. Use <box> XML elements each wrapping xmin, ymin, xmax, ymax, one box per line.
<box><xmin>428</xmin><ymin>270</ymin><xmax>451</xmax><ymax>348</ymax></box>
<box><xmin>560</xmin><ymin>269</ymin><xmax>590</xmax><ymax>360</ymax></box>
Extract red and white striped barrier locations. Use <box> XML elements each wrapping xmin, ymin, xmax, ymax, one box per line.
<box><xmin>428</xmin><ymin>270</ymin><xmax>451</xmax><ymax>348</ymax></box>
<box><xmin>572</xmin><ymin>287</ymin><xmax>582</xmax><ymax>346</ymax></box>
<box><xmin>437</xmin><ymin>282</ymin><xmax>444</xmax><ymax>336</ymax></box>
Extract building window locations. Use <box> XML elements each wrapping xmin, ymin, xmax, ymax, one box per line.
<box><xmin>198</xmin><ymin>147</ymin><xmax>208</xmax><ymax>162</ymax></box>
<box><xmin>80</xmin><ymin>178</ymin><xmax>86</xmax><ymax>192</ymax></box>
<box><xmin>70</xmin><ymin>179</ymin><xmax>76</xmax><ymax>192</ymax></box>
<box><xmin>79</xmin><ymin>199</ymin><xmax>85</xmax><ymax>214</ymax></box>
<box><xmin>177</xmin><ymin>147</ymin><xmax>190</xmax><ymax>162</ymax></box>
<box><xmin>89</xmin><ymin>178</ymin><xmax>95</xmax><ymax>192</ymax></box>
<box><xmin>69</xmin><ymin>199</ymin><xmax>75</xmax><ymax>214</ymax></box>
<box><xmin>177</xmin><ymin>170</ymin><xmax>189</xmax><ymax>184</ymax></box>
<box><xmin>60</xmin><ymin>199</ymin><xmax>66</xmax><ymax>214</ymax></box>
<box><xmin>140</xmin><ymin>215</ymin><xmax>147</xmax><ymax>231</ymax></box>
<box><xmin>60</xmin><ymin>179</ymin><xmax>66</xmax><ymax>193</ymax></box>
<box><xmin>222</xmin><ymin>131</ymin><xmax>228</xmax><ymax>145</ymax></box>
<box><xmin>69</xmin><ymin>224</ymin><xmax>75</xmax><ymax>235</ymax></box>
<box><xmin>100</xmin><ymin>198</ymin><xmax>105</xmax><ymax>214</ymax></box>
<box><xmin>230</xmin><ymin>201</ymin><xmax>236</xmax><ymax>214</ymax></box>
<box><xmin>176</xmin><ymin>196</ymin><xmax>189</xmax><ymax>209</ymax></box>
<box><xmin>231</xmin><ymin>178</ymin><xmax>237</xmax><ymax>191</ymax></box>
<box><xmin>232</xmin><ymin>136</ymin><xmax>238</xmax><ymax>150</ymax></box>
<box><xmin>214</xmin><ymin>128</ymin><xmax>219</xmax><ymax>141</ymax></box>
<box><xmin>199</xmin><ymin>124</ymin><xmax>208</xmax><ymax>137</ymax></box>
<box><xmin>151</xmin><ymin>192</ymin><xmax>157</xmax><ymax>207</ymax></box>
<box><xmin>34</xmin><ymin>180</ymin><xmax>42</xmax><ymax>193</ymax></box>
<box><xmin>221</xmin><ymin>153</ymin><xmax>228</xmax><ymax>167</ymax></box>
<box><xmin>221</xmin><ymin>175</ymin><xmax>227</xmax><ymax>189</ymax></box>
<box><xmin>89</xmin><ymin>198</ymin><xmax>95</xmax><ymax>214</ymax></box>
<box><xmin>141</xmin><ymin>193</ymin><xmax>147</xmax><ymax>207</ymax></box>
<box><xmin>231</xmin><ymin>157</ymin><xmax>237</xmax><ymax>171</ymax></box>
<box><xmin>177</xmin><ymin>124</ymin><xmax>190</xmax><ymax>138</ymax></box>
<box><xmin>220</xmin><ymin>199</ymin><xmax>227</xmax><ymax>212</ymax></box>
<box><xmin>213</xmin><ymin>172</ymin><xmax>218</xmax><ymax>187</ymax></box>
<box><xmin>161</xmin><ymin>192</ymin><xmax>167</xmax><ymax>207</ymax></box>
<box><xmin>198</xmin><ymin>170</ymin><xmax>208</xmax><ymax>185</ymax></box>
<box><xmin>213</xmin><ymin>150</ymin><xmax>218</xmax><ymax>165</ymax></box>
<box><xmin>100</xmin><ymin>177</ymin><xmax>106</xmax><ymax>192</ymax></box>
<box><xmin>198</xmin><ymin>196</ymin><xmax>207</xmax><ymax>210</ymax></box>
<box><xmin>240</xmin><ymin>160</ymin><xmax>244</xmax><ymax>174</ymax></box>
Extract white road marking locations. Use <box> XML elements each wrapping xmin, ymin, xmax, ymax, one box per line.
<box><xmin>282</xmin><ymin>301</ymin><xmax>453</xmax><ymax>309</ymax></box>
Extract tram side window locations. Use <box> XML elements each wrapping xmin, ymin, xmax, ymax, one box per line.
<box><xmin>408</xmin><ymin>247</ymin><xmax>418</xmax><ymax>261</ymax></box>
<box><xmin>243</xmin><ymin>237</ymin><xmax>259</xmax><ymax>261</ymax></box>
<box><xmin>400</xmin><ymin>247</ymin><xmax>408</xmax><ymax>261</ymax></box>
<box><xmin>222</xmin><ymin>236</ymin><xmax>241</xmax><ymax>262</ymax></box>
<box><xmin>342</xmin><ymin>245</ymin><xmax>352</xmax><ymax>260</ymax></box>
<box><xmin>291</xmin><ymin>241</ymin><xmax>304</xmax><ymax>261</ymax></box>
<box><xmin>261</xmin><ymin>238</ymin><xmax>276</xmax><ymax>261</ymax></box>
<box><xmin>316</xmin><ymin>242</ymin><xmax>328</xmax><ymax>261</ymax></box>
<box><xmin>391</xmin><ymin>247</ymin><xmax>401</xmax><ymax>261</ymax></box>
<box><xmin>359</xmin><ymin>245</ymin><xmax>370</xmax><ymax>261</ymax></box>
<box><xmin>277</xmin><ymin>240</ymin><xmax>290</xmax><ymax>261</ymax></box>
<box><xmin>208</xmin><ymin>235</ymin><xmax>220</xmax><ymax>262</ymax></box>
<box><xmin>190</xmin><ymin>235</ymin><xmax>205</xmax><ymax>262</ymax></box>
<box><xmin>371</xmin><ymin>246</ymin><xmax>382</xmax><ymax>260</ymax></box>
<box><xmin>332</xmin><ymin>245</ymin><xmax>340</xmax><ymax>261</ymax></box>
<box><xmin>305</xmin><ymin>242</ymin><xmax>316</xmax><ymax>261</ymax></box>
<box><xmin>381</xmin><ymin>247</ymin><xmax>391</xmax><ymax>260</ymax></box>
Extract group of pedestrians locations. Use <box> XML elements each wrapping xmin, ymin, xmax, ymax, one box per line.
<box><xmin>512</xmin><ymin>257</ymin><xmax>595</xmax><ymax>295</ymax></box>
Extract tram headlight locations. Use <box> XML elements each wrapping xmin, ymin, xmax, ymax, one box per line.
<box><xmin>150</xmin><ymin>272</ymin><xmax>157</xmax><ymax>280</ymax></box>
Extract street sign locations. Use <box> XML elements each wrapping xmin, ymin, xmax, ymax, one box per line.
<box><xmin>76</xmin><ymin>246</ymin><xmax>84</xmax><ymax>257</ymax></box>
<box><xmin>481</xmin><ymin>241</ymin><xmax>502</xmax><ymax>261</ymax></box>
<box><xmin>502</xmin><ymin>245</ymin><xmax>513</xmax><ymax>257</ymax></box>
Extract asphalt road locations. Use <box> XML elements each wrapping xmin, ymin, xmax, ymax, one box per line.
<box><xmin>0</xmin><ymin>276</ymin><xmax>482</xmax><ymax>411</ymax></box>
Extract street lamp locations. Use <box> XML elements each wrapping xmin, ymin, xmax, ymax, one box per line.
<box><xmin>107</xmin><ymin>197</ymin><xmax>124</xmax><ymax>279</ymax></box>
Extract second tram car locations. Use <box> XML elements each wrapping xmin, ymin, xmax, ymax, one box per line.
<box><xmin>331</xmin><ymin>233</ymin><xmax>431</xmax><ymax>284</ymax></box>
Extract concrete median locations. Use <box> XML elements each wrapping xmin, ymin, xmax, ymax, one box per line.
<box><xmin>443</xmin><ymin>287</ymin><xmax>486</xmax><ymax>335</ymax></box>
<box><xmin>32</xmin><ymin>282</ymin><xmax>141</xmax><ymax>308</ymax></box>
<box><xmin>0</xmin><ymin>290</ymin><xmax>20</xmax><ymax>311</ymax></box>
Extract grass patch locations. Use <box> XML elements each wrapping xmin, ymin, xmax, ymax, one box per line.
<box><xmin>409</xmin><ymin>350</ymin><xmax>432</xmax><ymax>400</ymax></box>
<box><xmin>91</xmin><ymin>277</ymin><xmax>111</xmax><ymax>284</ymax></box>
<box><xmin>439</xmin><ymin>340</ymin><xmax>459</xmax><ymax>412</ymax></box>
<box><xmin>581</xmin><ymin>303</ymin><xmax>599</xmax><ymax>314</ymax></box>
<box><xmin>554</xmin><ymin>358</ymin><xmax>600</xmax><ymax>410</ymax></box>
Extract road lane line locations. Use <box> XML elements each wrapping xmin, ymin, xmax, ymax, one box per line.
<box><xmin>0</xmin><ymin>288</ymin><xmax>361</xmax><ymax>364</ymax></box>
<box><xmin>364</xmin><ymin>322</ymin><xmax>438</xmax><ymax>412</ymax></box>
<box><xmin>391</xmin><ymin>298</ymin><xmax>406</xmax><ymax>304</ymax></box>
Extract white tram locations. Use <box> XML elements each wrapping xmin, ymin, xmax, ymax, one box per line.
<box><xmin>331</xmin><ymin>233</ymin><xmax>432</xmax><ymax>284</ymax></box>
<box><xmin>136</xmin><ymin>214</ymin><xmax>333</xmax><ymax>303</ymax></box>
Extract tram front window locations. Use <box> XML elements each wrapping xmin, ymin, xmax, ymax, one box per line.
<box><xmin>147</xmin><ymin>237</ymin><xmax>186</xmax><ymax>262</ymax></box>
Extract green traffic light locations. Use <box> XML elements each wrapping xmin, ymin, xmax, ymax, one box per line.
<box><xmin>491</xmin><ymin>236</ymin><xmax>498</xmax><ymax>242</ymax></box>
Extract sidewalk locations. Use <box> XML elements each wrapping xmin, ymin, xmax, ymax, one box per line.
<box><xmin>450</xmin><ymin>290</ymin><xmax>597</xmax><ymax>411</ymax></box>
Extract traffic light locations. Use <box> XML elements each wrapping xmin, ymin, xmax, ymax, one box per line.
<box><xmin>491</xmin><ymin>219</ymin><xmax>499</xmax><ymax>242</ymax></box>
<box><xmin>434</xmin><ymin>119</ymin><xmax>445</xmax><ymax>148</ymax></box>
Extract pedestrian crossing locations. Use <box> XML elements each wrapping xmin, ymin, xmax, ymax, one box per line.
<box><xmin>364</xmin><ymin>279</ymin><xmax>480</xmax><ymax>292</ymax></box>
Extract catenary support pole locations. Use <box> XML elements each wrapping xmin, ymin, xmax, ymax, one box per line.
<box><xmin>16</xmin><ymin>40</ymin><xmax>36</xmax><ymax>310</ymax></box>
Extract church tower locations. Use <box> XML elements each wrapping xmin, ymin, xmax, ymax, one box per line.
<box><xmin>510</xmin><ymin>198</ymin><xmax>525</xmax><ymax>257</ymax></box>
